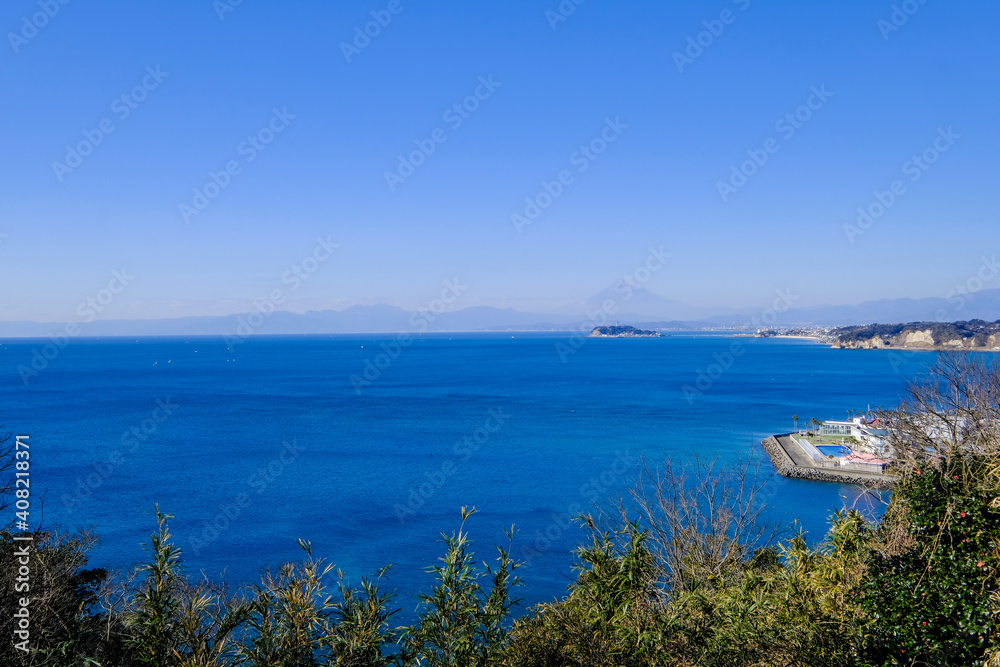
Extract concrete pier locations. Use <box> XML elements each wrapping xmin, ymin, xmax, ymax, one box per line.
<box><xmin>761</xmin><ymin>434</ymin><xmax>896</xmax><ymax>489</ymax></box>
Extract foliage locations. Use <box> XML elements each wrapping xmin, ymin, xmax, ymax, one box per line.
<box><xmin>0</xmin><ymin>529</ymin><xmax>108</xmax><ymax>666</ymax></box>
<box><xmin>127</xmin><ymin>507</ymin><xmax>185</xmax><ymax>665</ymax></box>
<box><xmin>400</xmin><ymin>506</ymin><xmax>521</xmax><ymax>667</ymax></box>
<box><xmin>503</xmin><ymin>518</ymin><xmax>672</xmax><ymax>667</ymax></box>
<box><xmin>664</xmin><ymin>511</ymin><xmax>870</xmax><ymax>667</ymax></box>
<box><xmin>327</xmin><ymin>564</ymin><xmax>399</xmax><ymax>666</ymax></box>
<box><xmin>620</xmin><ymin>455</ymin><xmax>785</xmax><ymax>597</ymax></box>
<box><xmin>856</xmin><ymin>455</ymin><xmax>1000</xmax><ymax>666</ymax></box>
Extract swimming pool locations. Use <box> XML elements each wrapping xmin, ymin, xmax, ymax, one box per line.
<box><xmin>816</xmin><ymin>445</ymin><xmax>852</xmax><ymax>457</ymax></box>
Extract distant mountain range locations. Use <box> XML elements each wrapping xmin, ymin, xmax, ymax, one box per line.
<box><xmin>3</xmin><ymin>288</ymin><xmax>1000</xmax><ymax>338</ymax></box>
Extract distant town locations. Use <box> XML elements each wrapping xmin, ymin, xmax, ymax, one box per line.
<box><xmin>754</xmin><ymin>319</ymin><xmax>1000</xmax><ymax>351</ymax></box>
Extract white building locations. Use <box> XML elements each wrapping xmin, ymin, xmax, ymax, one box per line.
<box><xmin>818</xmin><ymin>417</ymin><xmax>891</xmax><ymax>456</ymax></box>
<box><xmin>819</xmin><ymin>419</ymin><xmax>857</xmax><ymax>437</ymax></box>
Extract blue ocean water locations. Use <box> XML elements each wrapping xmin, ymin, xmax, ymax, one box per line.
<box><xmin>0</xmin><ymin>333</ymin><xmax>934</xmax><ymax>616</ymax></box>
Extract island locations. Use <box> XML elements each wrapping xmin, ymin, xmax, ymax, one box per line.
<box><xmin>588</xmin><ymin>325</ymin><xmax>663</xmax><ymax>338</ymax></box>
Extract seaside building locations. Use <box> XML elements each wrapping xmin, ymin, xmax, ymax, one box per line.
<box><xmin>771</xmin><ymin>408</ymin><xmax>986</xmax><ymax>484</ymax></box>
<box><xmin>789</xmin><ymin>430</ymin><xmax>892</xmax><ymax>474</ymax></box>
<box><xmin>818</xmin><ymin>417</ymin><xmax>890</xmax><ymax>455</ymax></box>
<box><xmin>819</xmin><ymin>420</ymin><xmax>854</xmax><ymax>436</ymax></box>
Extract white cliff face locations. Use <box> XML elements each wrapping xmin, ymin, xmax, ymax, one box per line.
<box><xmin>836</xmin><ymin>323</ymin><xmax>1000</xmax><ymax>350</ymax></box>
<box><xmin>901</xmin><ymin>330</ymin><xmax>935</xmax><ymax>347</ymax></box>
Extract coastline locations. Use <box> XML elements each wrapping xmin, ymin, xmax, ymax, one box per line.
<box><xmin>761</xmin><ymin>435</ymin><xmax>896</xmax><ymax>489</ymax></box>
<box><xmin>831</xmin><ymin>344</ymin><xmax>1000</xmax><ymax>353</ymax></box>
<box><xmin>774</xmin><ymin>335</ymin><xmax>825</xmax><ymax>342</ymax></box>
<box><xmin>736</xmin><ymin>332</ymin><xmax>1000</xmax><ymax>353</ymax></box>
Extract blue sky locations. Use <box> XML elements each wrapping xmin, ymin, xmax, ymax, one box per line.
<box><xmin>2</xmin><ymin>0</ymin><xmax>998</xmax><ymax>321</ymax></box>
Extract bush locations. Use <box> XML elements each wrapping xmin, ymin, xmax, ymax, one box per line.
<box><xmin>856</xmin><ymin>455</ymin><xmax>999</xmax><ymax>666</ymax></box>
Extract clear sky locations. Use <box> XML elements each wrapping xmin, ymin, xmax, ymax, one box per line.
<box><xmin>2</xmin><ymin>0</ymin><xmax>998</xmax><ymax>321</ymax></box>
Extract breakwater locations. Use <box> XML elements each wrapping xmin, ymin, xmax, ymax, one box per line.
<box><xmin>761</xmin><ymin>435</ymin><xmax>896</xmax><ymax>489</ymax></box>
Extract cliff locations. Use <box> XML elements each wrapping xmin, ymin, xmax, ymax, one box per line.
<box><xmin>833</xmin><ymin>320</ymin><xmax>1000</xmax><ymax>350</ymax></box>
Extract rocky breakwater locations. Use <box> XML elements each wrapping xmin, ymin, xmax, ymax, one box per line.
<box><xmin>761</xmin><ymin>436</ymin><xmax>896</xmax><ymax>489</ymax></box>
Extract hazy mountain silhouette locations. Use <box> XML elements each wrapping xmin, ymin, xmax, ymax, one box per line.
<box><xmin>2</xmin><ymin>289</ymin><xmax>999</xmax><ymax>337</ymax></box>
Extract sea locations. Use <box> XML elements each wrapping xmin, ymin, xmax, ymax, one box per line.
<box><xmin>0</xmin><ymin>332</ymin><xmax>936</xmax><ymax>617</ymax></box>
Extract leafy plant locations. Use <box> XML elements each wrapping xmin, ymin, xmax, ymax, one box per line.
<box><xmin>401</xmin><ymin>507</ymin><xmax>521</xmax><ymax>667</ymax></box>
<box><xmin>127</xmin><ymin>507</ymin><xmax>185</xmax><ymax>666</ymax></box>
<box><xmin>856</xmin><ymin>455</ymin><xmax>999</xmax><ymax>666</ymax></box>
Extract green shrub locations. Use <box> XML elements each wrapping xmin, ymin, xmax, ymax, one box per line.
<box><xmin>400</xmin><ymin>506</ymin><xmax>521</xmax><ymax>667</ymax></box>
<box><xmin>856</xmin><ymin>455</ymin><xmax>1000</xmax><ymax>666</ymax></box>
